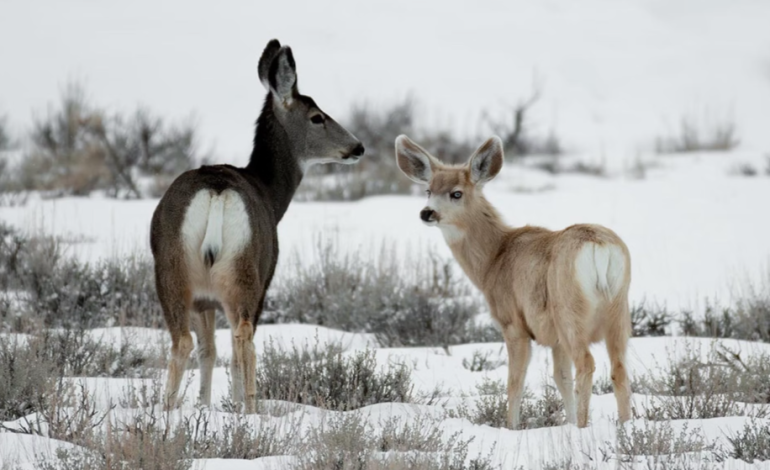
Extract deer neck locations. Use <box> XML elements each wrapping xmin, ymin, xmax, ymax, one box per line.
<box><xmin>442</xmin><ymin>196</ymin><xmax>508</xmax><ymax>289</ymax></box>
<box><xmin>245</xmin><ymin>96</ymin><xmax>303</xmax><ymax>222</ymax></box>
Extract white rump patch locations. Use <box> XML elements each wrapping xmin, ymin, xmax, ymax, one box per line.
<box><xmin>575</xmin><ymin>243</ymin><xmax>626</xmax><ymax>308</ymax></box>
<box><xmin>181</xmin><ymin>190</ymin><xmax>251</xmax><ymax>297</ymax></box>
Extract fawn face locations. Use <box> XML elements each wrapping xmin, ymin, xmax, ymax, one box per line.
<box><xmin>395</xmin><ymin>135</ymin><xmax>504</xmax><ymax>233</ymax></box>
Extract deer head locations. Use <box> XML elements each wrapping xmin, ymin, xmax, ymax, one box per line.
<box><xmin>395</xmin><ymin>135</ymin><xmax>503</xmax><ymax>231</ymax></box>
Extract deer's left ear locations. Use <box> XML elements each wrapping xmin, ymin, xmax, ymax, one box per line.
<box><xmin>469</xmin><ymin>136</ymin><xmax>504</xmax><ymax>184</ymax></box>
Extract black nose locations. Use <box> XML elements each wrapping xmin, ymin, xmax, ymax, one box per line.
<box><xmin>351</xmin><ymin>143</ymin><xmax>365</xmax><ymax>157</ymax></box>
<box><xmin>420</xmin><ymin>209</ymin><xmax>434</xmax><ymax>222</ymax></box>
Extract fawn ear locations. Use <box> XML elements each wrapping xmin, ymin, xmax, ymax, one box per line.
<box><xmin>395</xmin><ymin>135</ymin><xmax>439</xmax><ymax>184</ymax></box>
<box><xmin>468</xmin><ymin>136</ymin><xmax>504</xmax><ymax>184</ymax></box>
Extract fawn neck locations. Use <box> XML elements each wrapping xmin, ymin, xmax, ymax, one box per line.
<box><xmin>442</xmin><ymin>195</ymin><xmax>509</xmax><ymax>289</ymax></box>
<box><xmin>245</xmin><ymin>96</ymin><xmax>303</xmax><ymax>222</ymax></box>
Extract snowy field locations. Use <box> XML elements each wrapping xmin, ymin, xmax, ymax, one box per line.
<box><xmin>2</xmin><ymin>0</ymin><xmax>770</xmax><ymax>469</ymax></box>
<box><xmin>1</xmin><ymin>151</ymin><xmax>769</xmax><ymax>469</ymax></box>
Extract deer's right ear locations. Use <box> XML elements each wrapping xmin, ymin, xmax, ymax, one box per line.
<box><xmin>395</xmin><ymin>135</ymin><xmax>436</xmax><ymax>184</ymax></box>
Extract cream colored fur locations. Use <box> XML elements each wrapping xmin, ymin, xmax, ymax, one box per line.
<box><xmin>396</xmin><ymin>134</ymin><xmax>632</xmax><ymax>428</ymax></box>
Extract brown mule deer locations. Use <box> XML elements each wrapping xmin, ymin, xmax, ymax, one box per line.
<box><xmin>395</xmin><ymin>135</ymin><xmax>631</xmax><ymax>428</ymax></box>
<box><xmin>151</xmin><ymin>39</ymin><xmax>364</xmax><ymax>413</ymax></box>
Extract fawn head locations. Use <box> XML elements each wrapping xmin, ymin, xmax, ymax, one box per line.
<box><xmin>395</xmin><ymin>135</ymin><xmax>503</xmax><ymax>231</ymax></box>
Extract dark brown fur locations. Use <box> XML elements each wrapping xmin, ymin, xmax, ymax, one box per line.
<box><xmin>151</xmin><ymin>40</ymin><xmax>362</xmax><ymax>412</ymax></box>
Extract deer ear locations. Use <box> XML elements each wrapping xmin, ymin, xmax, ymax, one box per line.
<box><xmin>469</xmin><ymin>136</ymin><xmax>504</xmax><ymax>184</ymax></box>
<box><xmin>258</xmin><ymin>39</ymin><xmax>282</xmax><ymax>90</ymax></box>
<box><xmin>267</xmin><ymin>46</ymin><xmax>298</xmax><ymax>101</ymax></box>
<box><xmin>395</xmin><ymin>135</ymin><xmax>438</xmax><ymax>184</ymax></box>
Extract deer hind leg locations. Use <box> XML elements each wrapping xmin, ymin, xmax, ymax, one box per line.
<box><xmin>165</xmin><ymin>312</ymin><xmax>194</xmax><ymax>409</ymax></box>
<box><xmin>233</xmin><ymin>318</ymin><xmax>257</xmax><ymax>413</ymax></box>
<box><xmin>502</xmin><ymin>326</ymin><xmax>532</xmax><ymax>429</ymax></box>
<box><xmin>568</xmin><ymin>343</ymin><xmax>595</xmax><ymax>428</ymax></box>
<box><xmin>158</xmin><ymin>282</ymin><xmax>194</xmax><ymax>410</ymax></box>
<box><xmin>221</xmin><ymin>279</ymin><xmax>260</xmax><ymax>414</ymax></box>
<box><xmin>166</xmin><ymin>330</ymin><xmax>194</xmax><ymax>409</ymax></box>
<box><xmin>552</xmin><ymin>344</ymin><xmax>576</xmax><ymax>424</ymax></box>
<box><xmin>227</xmin><ymin>328</ymin><xmax>244</xmax><ymax>405</ymax></box>
<box><xmin>604</xmin><ymin>297</ymin><xmax>632</xmax><ymax>423</ymax></box>
<box><xmin>191</xmin><ymin>308</ymin><xmax>217</xmax><ymax>406</ymax></box>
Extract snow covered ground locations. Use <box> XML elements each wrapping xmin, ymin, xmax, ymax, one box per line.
<box><xmin>2</xmin><ymin>326</ymin><xmax>770</xmax><ymax>468</ymax></box>
<box><xmin>1</xmin><ymin>150</ymin><xmax>769</xmax><ymax>469</ymax></box>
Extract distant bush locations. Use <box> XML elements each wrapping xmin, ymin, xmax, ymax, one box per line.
<box><xmin>482</xmin><ymin>84</ymin><xmax>562</xmax><ymax>159</ymax></box>
<box><xmin>0</xmin><ymin>221</ymin><xmax>162</xmax><ymax>331</ymax></box>
<box><xmin>450</xmin><ymin>378</ymin><xmax>508</xmax><ymax>429</ymax></box>
<box><xmin>190</xmin><ymin>409</ymin><xmax>298</xmax><ymax>460</ymax></box>
<box><xmin>0</xmin><ymin>327</ymin><xmax>161</xmax><ymax>424</ymax></box>
<box><xmin>592</xmin><ymin>374</ymin><xmax>615</xmax><ymax>395</ymax></box>
<box><xmin>34</xmin><ymin>378</ymin><xmax>495</xmax><ymax>469</ymax></box>
<box><xmin>631</xmin><ymin>301</ymin><xmax>672</xmax><ymax>337</ymax></box>
<box><xmin>461</xmin><ymin>349</ymin><xmax>506</xmax><ymax>372</ymax></box>
<box><xmin>714</xmin><ymin>419</ymin><xmax>770</xmax><ymax>463</ymax></box>
<box><xmin>17</xmin><ymin>83</ymin><xmax>202</xmax><ymax>198</ymax></box>
<box><xmin>3</xmin><ymin>222</ymin><xmax>490</xmax><ymax>339</ymax></box>
<box><xmin>606</xmin><ymin>421</ymin><xmax>713</xmax><ymax>467</ymax></box>
<box><xmin>266</xmin><ymin>237</ymin><xmax>498</xmax><ymax>347</ymax></box>
<box><xmin>680</xmin><ymin>294</ymin><xmax>770</xmax><ymax>343</ymax></box>
<box><xmin>655</xmin><ymin>113</ymin><xmax>739</xmax><ymax>154</ymax></box>
<box><xmin>0</xmin><ymin>112</ymin><xmax>23</xmax><ymax>198</ymax></box>
<box><xmin>297</xmin><ymin>412</ymin><xmax>495</xmax><ymax>470</ymax></box>
<box><xmin>730</xmin><ymin>162</ymin><xmax>759</xmax><ymax>177</ymax></box>
<box><xmin>0</xmin><ymin>336</ymin><xmax>57</xmax><ymax>422</ymax></box>
<box><xmin>0</xmin><ymin>113</ymin><xmax>10</xmax><ymax>151</ymax></box>
<box><xmin>448</xmin><ymin>378</ymin><xmax>563</xmax><ymax>430</ymax></box>
<box><xmin>634</xmin><ymin>343</ymin><xmax>770</xmax><ymax>421</ymax></box>
<box><xmin>250</xmin><ymin>339</ymin><xmax>413</xmax><ymax>411</ymax></box>
<box><xmin>527</xmin><ymin>155</ymin><xmax>606</xmax><ymax>177</ymax></box>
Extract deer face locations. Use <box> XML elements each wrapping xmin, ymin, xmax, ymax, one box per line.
<box><xmin>258</xmin><ymin>41</ymin><xmax>364</xmax><ymax>171</ymax></box>
<box><xmin>396</xmin><ymin>135</ymin><xmax>503</xmax><ymax>234</ymax></box>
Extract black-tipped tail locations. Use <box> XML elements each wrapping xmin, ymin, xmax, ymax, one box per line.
<box><xmin>204</xmin><ymin>247</ymin><xmax>218</xmax><ymax>268</ymax></box>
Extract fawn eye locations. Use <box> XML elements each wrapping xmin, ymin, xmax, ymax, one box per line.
<box><xmin>450</xmin><ymin>191</ymin><xmax>463</xmax><ymax>200</ymax></box>
<box><xmin>310</xmin><ymin>114</ymin><xmax>325</xmax><ymax>124</ymax></box>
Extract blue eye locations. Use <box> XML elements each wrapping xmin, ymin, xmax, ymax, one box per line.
<box><xmin>450</xmin><ymin>191</ymin><xmax>463</xmax><ymax>200</ymax></box>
